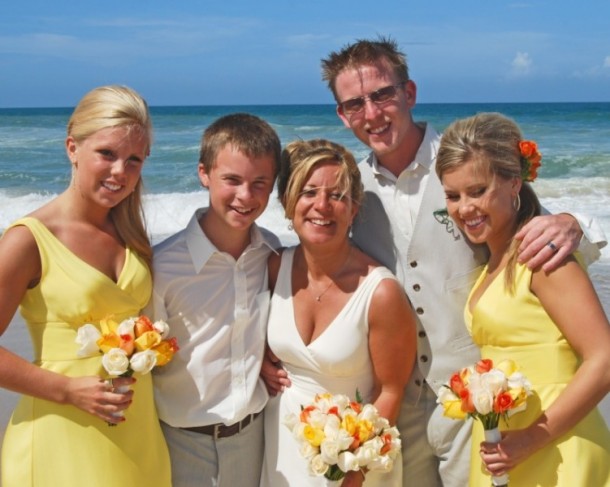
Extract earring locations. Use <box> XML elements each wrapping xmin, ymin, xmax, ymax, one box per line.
<box><xmin>288</xmin><ymin>221</ymin><xmax>294</xmax><ymax>231</ymax></box>
<box><xmin>513</xmin><ymin>194</ymin><xmax>521</xmax><ymax>212</ymax></box>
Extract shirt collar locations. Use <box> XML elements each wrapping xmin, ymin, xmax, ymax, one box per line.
<box><xmin>185</xmin><ymin>207</ymin><xmax>277</xmax><ymax>273</ymax></box>
<box><xmin>369</xmin><ymin>122</ymin><xmax>439</xmax><ymax>179</ymax></box>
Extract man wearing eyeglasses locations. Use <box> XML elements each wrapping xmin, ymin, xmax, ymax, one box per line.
<box><xmin>320</xmin><ymin>37</ymin><xmax>606</xmax><ymax>487</ymax></box>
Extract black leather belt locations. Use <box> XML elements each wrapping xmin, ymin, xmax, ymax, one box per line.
<box><xmin>181</xmin><ymin>411</ymin><xmax>261</xmax><ymax>439</ymax></box>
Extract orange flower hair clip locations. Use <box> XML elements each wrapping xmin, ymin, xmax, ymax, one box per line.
<box><xmin>519</xmin><ymin>140</ymin><xmax>542</xmax><ymax>182</ymax></box>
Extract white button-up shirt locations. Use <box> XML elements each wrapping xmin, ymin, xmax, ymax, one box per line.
<box><xmin>149</xmin><ymin>208</ymin><xmax>279</xmax><ymax>427</ymax></box>
<box><xmin>368</xmin><ymin>122</ymin><xmax>436</xmax><ymax>265</ymax></box>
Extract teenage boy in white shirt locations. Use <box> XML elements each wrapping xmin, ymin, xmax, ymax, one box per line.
<box><xmin>149</xmin><ymin>113</ymin><xmax>281</xmax><ymax>487</ymax></box>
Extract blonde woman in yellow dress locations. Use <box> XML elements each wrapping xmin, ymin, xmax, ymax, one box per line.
<box><xmin>436</xmin><ymin>112</ymin><xmax>610</xmax><ymax>486</ymax></box>
<box><xmin>0</xmin><ymin>85</ymin><xmax>171</xmax><ymax>487</ymax></box>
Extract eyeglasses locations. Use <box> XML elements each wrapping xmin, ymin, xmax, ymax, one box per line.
<box><xmin>338</xmin><ymin>82</ymin><xmax>406</xmax><ymax>115</ymax></box>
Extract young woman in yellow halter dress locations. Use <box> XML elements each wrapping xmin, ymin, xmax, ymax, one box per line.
<box><xmin>436</xmin><ymin>112</ymin><xmax>610</xmax><ymax>487</ymax></box>
<box><xmin>0</xmin><ymin>85</ymin><xmax>171</xmax><ymax>487</ymax></box>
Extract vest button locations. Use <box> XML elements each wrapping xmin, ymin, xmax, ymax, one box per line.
<box><xmin>418</xmin><ymin>330</ymin><xmax>426</xmax><ymax>338</ymax></box>
<box><xmin>420</xmin><ymin>355</ymin><xmax>429</xmax><ymax>363</ymax></box>
<box><xmin>416</xmin><ymin>307</ymin><xmax>424</xmax><ymax>315</ymax></box>
<box><xmin>413</xmin><ymin>284</ymin><xmax>421</xmax><ymax>291</ymax></box>
<box><xmin>410</xmin><ymin>261</ymin><xmax>418</xmax><ymax>268</ymax></box>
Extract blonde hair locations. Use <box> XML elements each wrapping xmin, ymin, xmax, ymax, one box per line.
<box><xmin>68</xmin><ymin>85</ymin><xmax>153</xmax><ymax>268</ymax></box>
<box><xmin>278</xmin><ymin>139</ymin><xmax>363</xmax><ymax>219</ymax></box>
<box><xmin>436</xmin><ymin>112</ymin><xmax>541</xmax><ymax>291</ymax></box>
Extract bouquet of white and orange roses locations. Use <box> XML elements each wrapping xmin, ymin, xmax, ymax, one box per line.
<box><xmin>76</xmin><ymin>315</ymin><xmax>179</xmax><ymax>424</ymax></box>
<box><xmin>284</xmin><ymin>391</ymin><xmax>401</xmax><ymax>482</ymax></box>
<box><xmin>437</xmin><ymin>358</ymin><xmax>532</xmax><ymax>486</ymax></box>
<box><xmin>76</xmin><ymin>315</ymin><xmax>179</xmax><ymax>379</ymax></box>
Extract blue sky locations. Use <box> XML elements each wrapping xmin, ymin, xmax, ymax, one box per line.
<box><xmin>1</xmin><ymin>0</ymin><xmax>609</xmax><ymax>107</ymax></box>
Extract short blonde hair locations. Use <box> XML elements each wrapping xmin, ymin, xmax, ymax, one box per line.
<box><xmin>279</xmin><ymin>139</ymin><xmax>363</xmax><ymax>219</ymax></box>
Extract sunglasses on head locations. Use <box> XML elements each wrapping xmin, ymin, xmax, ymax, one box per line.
<box><xmin>339</xmin><ymin>82</ymin><xmax>406</xmax><ymax>115</ymax></box>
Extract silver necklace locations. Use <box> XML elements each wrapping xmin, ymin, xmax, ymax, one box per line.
<box><xmin>308</xmin><ymin>247</ymin><xmax>352</xmax><ymax>303</ymax></box>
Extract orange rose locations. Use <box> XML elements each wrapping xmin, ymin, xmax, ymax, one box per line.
<box><xmin>300</xmin><ymin>405</ymin><xmax>317</xmax><ymax>423</ymax></box>
<box><xmin>519</xmin><ymin>140</ymin><xmax>538</xmax><ymax>158</ymax></box>
<box><xmin>449</xmin><ymin>372</ymin><xmax>466</xmax><ymax>395</ymax></box>
<box><xmin>119</xmin><ymin>334</ymin><xmax>135</xmax><ymax>355</ymax></box>
<box><xmin>134</xmin><ymin>315</ymin><xmax>155</xmax><ymax>337</ymax></box>
<box><xmin>519</xmin><ymin>140</ymin><xmax>542</xmax><ymax>182</ymax></box>
<box><xmin>380</xmin><ymin>432</ymin><xmax>394</xmax><ymax>454</ymax></box>
<box><xmin>349</xmin><ymin>401</ymin><xmax>362</xmax><ymax>414</ymax></box>
<box><xmin>493</xmin><ymin>391</ymin><xmax>514</xmax><ymax>413</ymax></box>
<box><xmin>459</xmin><ymin>389</ymin><xmax>475</xmax><ymax>414</ymax></box>
<box><xmin>475</xmin><ymin>358</ymin><xmax>493</xmax><ymax>373</ymax></box>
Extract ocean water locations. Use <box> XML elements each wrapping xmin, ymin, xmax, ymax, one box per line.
<box><xmin>1</xmin><ymin>102</ymin><xmax>609</xmax><ymax>315</ymax></box>
<box><xmin>1</xmin><ymin>103</ymin><xmax>610</xmax><ymax>442</ymax></box>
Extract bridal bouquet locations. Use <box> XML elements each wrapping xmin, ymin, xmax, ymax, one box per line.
<box><xmin>76</xmin><ymin>315</ymin><xmax>179</xmax><ymax>378</ymax></box>
<box><xmin>437</xmin><ymin>358</ymin><xmax>532</xmax><ymax>486</ymax></box>
<box><xmin>284</xmin><ymin>391</ymin><xmax>401</xmax><ymax>481</ymax></box>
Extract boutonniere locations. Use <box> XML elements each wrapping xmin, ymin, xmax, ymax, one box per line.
<box><xmin>433</xmin><ymin>209</ymin><xmax>461</xmax><ymax>241</ymax></box>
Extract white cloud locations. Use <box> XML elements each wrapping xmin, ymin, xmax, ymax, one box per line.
<box><xmin>571</xmin><ymin>56</ymin><xmax>610</xmax><ymax>78</ymax></box>
<box><xmin>510</xmin><ymin>51</ymin><xmax>533</xmax><ymax>76</ymax></box>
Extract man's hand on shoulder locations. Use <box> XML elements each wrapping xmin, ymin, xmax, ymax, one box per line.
<box><xmin>515</xmin><ymin>213</ymin><xmax>582</xmax><ymax>272</ymax></box>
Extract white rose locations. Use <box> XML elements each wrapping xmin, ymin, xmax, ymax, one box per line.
<box><xmin>471</xmin><ymin>386</ymin><xmax>494</xmax><ymax>415</ymax></box>
<box><xmin>308</xmin><ymin>409</ymin><xmax>327</xmax><ymax>430</ymax></box>
<box><xmin>354</xmin><ymin>441</ymin><xmax>378</xmax><ymax>467</ymax></box>
<box><xmin>508</xmin><ymin>372</ymin><xmax>532</xmax><ymax>392</ymax></box>
<box><xmin>153</xmin><ymin>319</ymin><xmax>170</xmax><ymax>339</ymax></box>
<box><xmin>336</xmin><ymin>428</ymin><xmax>354</xmax><ymax>451</ymax></box>
<box><xmin>323</xmin><ymin>414</ymin><xmax>341</xmax><ymax>439</ymax></box>
<box><xmin>320</xmin><ymin>438</ymin><xmax>341</xmax><ymax>464</ymax></box>
<box><xmin>308</xmin><ymin>454</ymin><xmax>329</xmax><ymax>477</ymax></box>
<box><xmin>481</xmin><ymin>370</ymin><xmax>506</xmax><ymax>395</ymax></box>
<box><xmin>129</xmin><ymin>349</ymin><xmax>157</xmax><ymax>374</ymax></box>
<box><xmin>75</xmin><ymin>324</ymin><xmax>101</xmax><ymax>358</ymax></box>
<box><xmin>358</xmin><ymin>403</ymin><xmax>379</xmax><ymax>422</ymax></box>
<box><xmin>299</xmin><ymin>441</ymin><xmax>318</xmax><ymax>460</ymax></box>
<box><xmin>293</xmin><ymin>422</ymin><xmax>308</xmax><ymax>440</ymax></box>
<box><xmin>330</xmin><ymin>393</ymin><xmax>350</xmax><ymax>411</ymax></box>
<box><xmin>102</xmin><ymin>348</ymin><xmax>130</xmax><ymax>376</ymax></box>
<box><xmin>337</xmin><ymin>451</ymin><xmax>359</xmax><ymax>472</ymax></box>
<box><xmin>437</xmin><ymin>386</ymin><xmax>460</xmax><ymax>404</ymax></box>
<box><xmin>117</xmin><ymin>318</ymin><xmax>136</xmax><ymax>338</ymax></box>
<box><xmin>367</xmin><ymin>453</ymin><xmax>394</xmax><ymax>472</ymax></box>
<box><xmin>373</xmin><ymin>415</ymin><xmax>391</xmax><ymax>431</ymax></box>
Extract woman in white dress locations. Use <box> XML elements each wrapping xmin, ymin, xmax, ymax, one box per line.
<box><xmin>260</xmin><ymin>140</ymin><xmax>417</xmax><ymax>487</ymax></box>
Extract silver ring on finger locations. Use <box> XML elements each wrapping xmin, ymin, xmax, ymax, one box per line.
<box><xmin>546</xmin><ymin>240</ymin><xmax>558</xmax><ymax>252</ymax></box>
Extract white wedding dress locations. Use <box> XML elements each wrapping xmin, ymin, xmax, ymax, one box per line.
<box><xmin>260</xmin><ymin>247</ymin><xmax>402</xmax><ymax>487</ymax></box>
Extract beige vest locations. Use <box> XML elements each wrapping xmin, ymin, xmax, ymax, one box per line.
<box><xmin>352</xmin><ymin>149</ymin><xmax>487</xmax><ymax>395</ymax></box>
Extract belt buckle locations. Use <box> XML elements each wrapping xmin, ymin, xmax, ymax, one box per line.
<box><xmin>213</xmin><ymin>423</ymin><xmax>223</xmax><ymax>440</ymax></box>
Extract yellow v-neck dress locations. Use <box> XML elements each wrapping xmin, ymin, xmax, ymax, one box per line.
<box><xmin>465</xmin><ymin>262</ymin><xmax>610</xmax><ymax>487</ymax></box>
<box><xmin>1</xmin><ymin>217</ymin><xmax>171</xmax><ymax>487</ymax></box>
